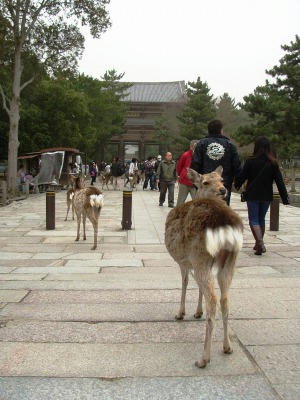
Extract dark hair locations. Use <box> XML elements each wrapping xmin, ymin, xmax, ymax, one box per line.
<box><xmin>113</xmin><ymin>157</ymin><xmax>119</xmax><ymax>162</ymax></box>
<box><xmin>249</xmin><ymin>136</ymin><xmax>277</xmax><ymax>165</ymax></box>
<box><xmin>132</xmin><ymin>158</ymin><xmax>137</xmax><ymax>163</ymax></box>
<box><xmin>208</xmin><ymin>120</ymin><xmax>223</xmax><ymax>135</ymax></box>
<box><xmin>147</xmin><ymin>156</ymin><xmax>153</xmax><ymax>161</ymax></box>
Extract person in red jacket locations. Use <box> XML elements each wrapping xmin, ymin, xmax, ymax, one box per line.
<box><xmin>176</xmin><ymin>140</ymin><xmax>198</xmax><ymax>206</ymax></box>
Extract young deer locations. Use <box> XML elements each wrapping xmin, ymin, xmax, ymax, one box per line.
<box><xmin>64</xmin><ymin>189</ymin><xmax>75</xmax><ymax>221</ymax></box>
<box><xmin>72</xmin><ymin>176</ymin><xmax>104</xmax><ymax>250</ymax></box>
<box><xmin>165</xmin><ymin>166</ymin><xmax>243</xmax><ymax>368</ymax></box>
<box><xmin>99</xmin><ymin>171</ymin><xmax>111</xmax><ymax>190</ymax></box>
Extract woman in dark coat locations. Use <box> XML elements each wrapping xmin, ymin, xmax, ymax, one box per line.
<box><xmin>235</xmin><ymin>136</ymin><xmax>289</xmax><ymax>255</ymax></box>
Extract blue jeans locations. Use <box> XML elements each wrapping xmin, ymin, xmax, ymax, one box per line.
<box><xmin>247</xmin><ymin>200</ymin><xmax>270</xmax><ymax>226</ymax></box>
<box><xmin>143</xmin><ymin>173</ymin><xmax>155</xmax><ymax>190</ymax></box>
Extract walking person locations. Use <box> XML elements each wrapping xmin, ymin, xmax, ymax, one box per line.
<box><xmin>129</xmin><ymin>158</ymin><xmax>139</xmax><ymax>189</ymax></box>
<box><xmin>90</xmin><ymin>162</ymin><xmax>97</xmax><ymax>186</ymax></box>
<box><xmin>176</xmin><ymin>140</ymin><xmax>198</xmax><ymax>206</ymax></box>
<box><xmin>190</xmin><ymin>120</ymin><xmax>242</xmax><ymax>205</ymax></box>
<box><xmin>235</xmin><ymin>136</ymin><xmax>289</xmax><ymax>255</ymax></box>
<box><xmin>143</xmin><ymin>156</ymin><xmax>155</xmax><ymax>190</ymax></box>
<box><xmin>154</xmin><ymin>155</ymin><xmax>162</xmax><ymax>190</ymax></box>
<box><xmin>111</xmin><ymin>157</ymin><xmax>121</xmax><ymax>190</ymax></box>
<box><xmin>157</xmin><ymin>152</ymin><xmax>177</xmax><ymax>207</ymax></box>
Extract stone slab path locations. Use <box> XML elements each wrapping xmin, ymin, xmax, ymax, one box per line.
<box><xmin>0</xmin><ymin>186</ymin><xmax>299</xmax><ymax>400</ymax></box>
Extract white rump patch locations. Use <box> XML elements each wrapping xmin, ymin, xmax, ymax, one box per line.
<box><xmin>70</xmin><ymin>192</ymin><xmax>74</xmax><ymax>200</ymax></box>
<box><xmin>205</xmin><ymin>226</ymin><xmax>243</xmax><ymax>257</ymax></box>
<box><xmin>90</xmin><ymin>194</ymin><xmax>104</xmax><ymax>208</ymax></box>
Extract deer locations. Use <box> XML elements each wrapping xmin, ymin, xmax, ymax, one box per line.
<box><xmin>99</xmin><ymin>171</ymin><xmax>111</xmax><ymax>190</ymax></box>
<box><xmin>165</xmin><ymin>166</ymin><xmax>243</xmax><ymax>368</ymax></box>
<box><xmin>64</xmin><ymin>188</ymin><xmax>75</xmax><ymax>221</ymax></box>
<box><xmin>72</xmin><ymin>175</ymin><xmax>104</xmax><ymax>250</ymax></box>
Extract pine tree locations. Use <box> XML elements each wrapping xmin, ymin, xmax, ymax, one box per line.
<box><xmin>233</xmin><ymin>35</ymin><xmax>300</xmax><ymax>158</ymax></box>
<box><xmin>216</xmin><ymin>93</ymin><xmax>251</xmax><ymax>144</ymax></box>
<box><xmin>177</xmin><ymin>77</ymin><xmax>216</xmax><ymax>143</ymax></box>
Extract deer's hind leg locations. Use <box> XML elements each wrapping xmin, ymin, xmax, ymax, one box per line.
<box><xmin>65</xmin><ymin>200</ymin><xmax>70</xmax><ymax>221</ymax></box>
<box><xmin>193</xmin><ymin>256</ymin><xmax>216</xmax><ymax>368</ymax></box>
<box><xmin>217</xmin><ymin>250</ymin><xmax>237</xmax><ymax>355</ymax></box>
<box><xmin>82</xmin><ymin>211</ymin><xmax>87</xmax><ymax>241</ymax></box>
<box><xmin>75</xmin><ymin>211</ymin><xmax>81</xmax><ymax>241</ymax></box>
<box><xmin>194</xmin><ymin>286</ymin><xmax>203</xmax><ymax>319</ymax></box>
<box><xmin>91</xmin><ymin>219</ymin><xmax>98</xmax><ymax>250</ymax></box>
<box><xmin>71</xmin><ymin>201</ymin><xmax>74</xmax><ymax>220</ymax></box>
<box><xmin>175</xmin><ymin>261</ymin><xmax>192</xmax><ymax>320</ymax></box>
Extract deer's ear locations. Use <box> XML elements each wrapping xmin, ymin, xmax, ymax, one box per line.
<box><xmin>187</xmin><ymin>168</ymin><xmax>202</xmax><ymax>184</ymax></box>
<box><xmin>214</xmin><ymin>166</ymin><xmax>223</xmax><ymax>176</ymax></box>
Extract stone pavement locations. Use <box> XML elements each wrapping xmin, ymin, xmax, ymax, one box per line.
<box><xmin>0</xmin><ymin>185</ymin><xmax>299</xmax><ymax>400</ymax></box>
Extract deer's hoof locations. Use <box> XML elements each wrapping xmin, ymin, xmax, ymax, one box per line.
<box><xmin>83</xmin><ymin>237</ymin><xmax>87</xmax><ymax>241</ymax></box>
<box><xmin>64</xmin><ymin>218</ymin><xmax>67</xmax><ymax>221</ymax></box>
<box><xmin>195</xmin><ymin>359</ymin><xmax>209</xmax><ymax>369</ymax></box>
<box><xmin>91</xmin><ymin>245</ymin><xmax>97</xmax><ymax>250</ymax></box>
<box><xmin>75</xmin><ymin>238</ymin><xmax>79</xmax><ymax>242</ymax></box>
<box><xmin>194</xmin><ymin>312</ymin><xmax>203</xmax><ymax>319</ymax></box>
<box><xmin>175</xmin><ymin>313</ymin><xmax>185</xmax><ymax>320</ymax></box>
<box><xmin>223</xmin><ymin>346</ymin><xmax>233</xmax><ymax>354</ymax></box>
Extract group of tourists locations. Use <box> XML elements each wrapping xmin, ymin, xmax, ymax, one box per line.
<box><xmin>87</xmin><ymin>118</ymin><xmax>289</xmax><ymax>257</ymax></box>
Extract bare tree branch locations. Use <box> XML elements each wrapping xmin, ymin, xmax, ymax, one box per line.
<box><xmin>20</xmin><ymin>76</ymin><xmax>34</xmax><ymax>92</ymax></box>
<box><xmin>27</xmin><ymin>0</ymin><xmax>50</xmax><ymax>32</ymax></box>
<box><xmin>0</xmin><ymin>84</ymin><xmax>10</xmax><ymax>114</ymax></box>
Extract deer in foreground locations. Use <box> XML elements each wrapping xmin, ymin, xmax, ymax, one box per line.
<box><xmin>72</xmin><ymin>176</ymin><xmax>104</xmax><ymax>250</ymax></box>
<box><xmin>64</xmin><ymin>189</ymin><xmax>75</xmax><ymax>221</ymax></box>
<box><xmin>165</xmin><ymin>166</ymin><xmax>243</xmax><ymax>368</ymax></box>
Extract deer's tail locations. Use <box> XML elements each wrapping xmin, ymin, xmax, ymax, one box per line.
<box><xmin>89</xmin><ymin>194</ymin><xmax>104</xmax><ymax>208</ymax></box>
<box><xmin>205</xmin><ymin>226</ymin><xmax>243</xmax><ymax>257</ymax></box>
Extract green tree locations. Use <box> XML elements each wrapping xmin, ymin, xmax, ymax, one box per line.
<box><xmin>233</xmin><ymin>35</ymin><xmax>300</xmax><ymax>159</ymax></box>
<box><xmin>72</xmin><ymin>70</ymin><xmax>130</xmax><ymax>158</ymax></box>
<box><xmin>19</xmin><ymin>78</ymin><xmax>92</xmax><ymax>153</ymax></box>
<box><xmin>0</xmin><ymin>0</ymin><xmax>111</xmax><ymax>192</ymax></box>
<box><xmin>216</xmin><ymin>92</ymin><xmax>251</xmax><ymax>144</ymax></box>
<box><xmin>154</xmin><ymin>114</ymin><xmax>175</xmax><ymax>154</ymax></box>
<box><xmin>177</xmin><ymin>77</ymin><xmax>216</xmax><ymax>143</ymax></box>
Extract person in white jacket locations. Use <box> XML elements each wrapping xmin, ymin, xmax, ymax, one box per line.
<box><xmin>129</xmin><ymin>158</ymin><xmax>138</xmax><ymax>189</ymax></box>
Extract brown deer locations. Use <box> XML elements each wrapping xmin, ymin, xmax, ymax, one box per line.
<box><xmin>99</xmin><ymin>171</ymin><xmax>111</xmax><ymax>190</ymax></box>
<box><xmin>64</xmin><ymin>189</ymin><xmax>75</xmax><ymax>221</ymax></box>
<box><xmin>165</xmin><ymin>166</ymin><xmax>243</xmax><ymax>368</ymax></box>
<box><xmin>72</xmin><ymin>176</ymin><xmax>104</xmax><ymax>250</ymax></box>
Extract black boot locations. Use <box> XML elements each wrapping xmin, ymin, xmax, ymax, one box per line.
<box><xmin>252</xmin><ymin>225</ymin><xmax>266</xmax><ymax>253</ymax></box>
<box><xmin>260</xmin><ymin>225</ymin><xmax>266</xmax><ymax>253</ymax></box>
<box><xmin>250</xmin><ymin>225</ymin><xmax>263</xmax><ymax>255</ymax></box>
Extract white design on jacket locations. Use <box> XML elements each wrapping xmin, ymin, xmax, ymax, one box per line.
<box><xmin>206</xmin><ymin>142</ymin><xmax>225</xmax><ymax>160</ymax></box>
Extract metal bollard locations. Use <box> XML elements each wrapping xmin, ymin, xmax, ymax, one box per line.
<box><xmin>270</xmin><ymin>193</ymin><xmax>280</xmax><ymax>231</ymax></box>
<box><xmin>121</xmin><ymin>189</ymin><xmax>132</xmax><ymax>230</ymax></box>
<box><xmin>46</xmin><ymin>190</ymin><xmax>55</xmax><ymax>230</ymax></box>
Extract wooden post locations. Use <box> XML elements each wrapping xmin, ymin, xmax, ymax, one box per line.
<box><xmin>121</xmin><ymin>189</ymin><xmax>132</xmax><ymax>230</ymax></box>
<box><xmin>290</xmin><ymin>160</ymin><xmax>296</xmax><ymax>193</ymax></box>
<box><xmin>46</xmin><ymin>190</ymin><xmax>55</xmax><ymax>230</ymax></box>
<box><xmin>270</xmin><ymin>193</ymin><xmax>280</xmax><ymax>231</ymax></box>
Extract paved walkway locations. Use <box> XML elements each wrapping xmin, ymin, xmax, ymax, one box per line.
<box><xmin>0</xmin><ymin>186</ymin><xmax>299</xmax><ymax>400</ymax></box>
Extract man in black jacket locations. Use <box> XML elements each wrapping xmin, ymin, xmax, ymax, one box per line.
<box><xmin>190</xmin><ymin>120</ymin><xmax>241</xmax><ymax>205</ymax></box>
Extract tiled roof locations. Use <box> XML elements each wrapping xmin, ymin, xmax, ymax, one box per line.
<box><xmin>122</xmin><ymin>81</ymin><xmax>186</xmax><ymax>103</ymax></box>
<box><xmin>125</xmin><ymin>118</ymin><xmax>155</xmax><ymax>126</ymax></box>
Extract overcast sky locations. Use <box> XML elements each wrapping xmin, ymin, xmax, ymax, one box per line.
<box><xmin>79</xmin><ymin>0</ymin><xmax>300</xmax><ymax>102</ymax></box>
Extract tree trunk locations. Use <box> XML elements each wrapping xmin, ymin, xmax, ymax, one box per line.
<box><xmin>7</xmin><ymin>45</ymin><xmax>22</xmax><ymax>194</ymax></box>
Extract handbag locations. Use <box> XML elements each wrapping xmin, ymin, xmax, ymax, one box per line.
<box><xmin>240</xmin><ymin>162</ymin><xmax>268</xmax><ymax>202</ymax></box>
